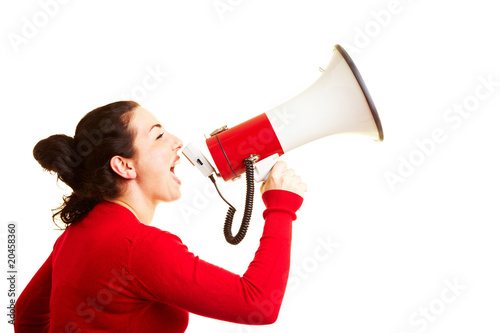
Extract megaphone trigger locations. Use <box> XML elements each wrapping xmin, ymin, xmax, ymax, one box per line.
<box><xmin>253</xmin><ymin>153</ymin><xmax>281</xmax><ymax>183</ymax></box>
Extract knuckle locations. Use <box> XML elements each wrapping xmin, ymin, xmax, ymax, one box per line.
<box><xmin>275</xmin><ymin>161</ymin><xmax>287</xmax><ymax>169</ymax></box>
<box><xmin>270</xmin><ymin>173</ymin><xmax>282</xmax><ymax>183</ymax></box>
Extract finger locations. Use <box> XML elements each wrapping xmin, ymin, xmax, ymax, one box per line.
<box><xmin>285</xmin><ymin>169</ymin><xmax>296</xmax><ymax>177</ymax></box>
<box><xmin>271</xmin><ymin>161</ymin><xmax>287</xmax><ymax>176</ymax></box>
<box><xmin>293</xmin><ymin>175</ymin><xmax>302</xmax><ymax>184</ymax></box>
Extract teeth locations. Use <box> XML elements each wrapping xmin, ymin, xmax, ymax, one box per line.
<box><xmin>171</xmin><ymin>158</ymin><xmax>180</xmax><ymax>170</ymax></box>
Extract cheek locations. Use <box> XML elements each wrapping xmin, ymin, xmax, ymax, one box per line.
<box><xmin>152</xmin><ymin>152</ymin><xmax>172</xmax><ymax>179</ymax></box>
<box><xmin>137</xmin><ymin>151</ymin><xmax>165</xmax><ymax>177</ymax></box>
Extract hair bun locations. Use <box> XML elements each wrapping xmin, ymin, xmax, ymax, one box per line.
<box><xmin>33</xmin><ymin>134</ymin><xmax>81</xmax><ymax>190</ymax></box>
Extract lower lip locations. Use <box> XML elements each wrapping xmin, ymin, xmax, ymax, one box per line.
<box><xmin>171</xmin><ymin>171</ymin><xmax>181</xmax><ymax>185</ymax></box>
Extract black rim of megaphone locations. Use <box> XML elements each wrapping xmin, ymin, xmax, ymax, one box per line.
<box><xmin>334</xmin><ymin>44</ymin><xmax>384</xmax><ymax>141</ymax></box>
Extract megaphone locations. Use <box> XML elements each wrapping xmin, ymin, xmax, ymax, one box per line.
<box><xmin>183</xmin><ymin>44</ymin><xmax>383</xmax><ymax>245</ymax></box>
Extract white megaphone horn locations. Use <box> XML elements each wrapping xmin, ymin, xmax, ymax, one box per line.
<box><xmin>183</xmin><ymin>44</ymin><xmax>384</xmax><ymax>245</ymax></box>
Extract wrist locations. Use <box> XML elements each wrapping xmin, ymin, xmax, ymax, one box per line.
<box><xmin>262</xmin><ymin>190</ymin><xmax>304</xmax><ymax>221</ymax></box>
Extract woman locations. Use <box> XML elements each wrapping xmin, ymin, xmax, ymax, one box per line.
<box><xmin>14</xmin><ymin>101</ymin><xmax>306</xmax><ymax>332</ymax></box>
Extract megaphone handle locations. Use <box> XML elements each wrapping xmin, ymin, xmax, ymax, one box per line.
<box><xmin>253</xmin><ymin>153</ymin><xmax>281</xmax><ymax>183</ymax></box>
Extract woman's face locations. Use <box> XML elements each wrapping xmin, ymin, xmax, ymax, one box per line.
<box><xmin>129</xmin><ymin>106</ymin><xmax>183</xmax><ymax>203</ymax></box>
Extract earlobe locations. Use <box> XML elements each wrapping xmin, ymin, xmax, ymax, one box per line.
<box><xmin>110</xmin><ymin>156</ymin><xmax>137</xmax><ymax>180</ymax></box>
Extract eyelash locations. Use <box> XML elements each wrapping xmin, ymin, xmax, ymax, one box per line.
<box><xmin>156</xmin><ymin>132</ymin><xmax>164</xmax><ymax>140</ymax></box>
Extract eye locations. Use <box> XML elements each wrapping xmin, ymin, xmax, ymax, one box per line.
<box><xmin>156</xmin><ymin>132</ymin><xmax>164</xmax><ymax>140</ymax></box>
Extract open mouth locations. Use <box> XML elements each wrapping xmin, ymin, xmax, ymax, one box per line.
<box><xmin>170</xmin><ymin>157</ymin><xmax>181</xmax><ymax>185</ymax></box>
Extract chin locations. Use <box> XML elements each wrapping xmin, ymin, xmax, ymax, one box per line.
<box><xmin>163</xmin><ymin>190</ymin><xmax>182</xmax><ymax>203</ymax></box>
<box><xmin>169</xmin><ymin>194</ymin><xmax>182</xmax><ymax>202</ymax></box>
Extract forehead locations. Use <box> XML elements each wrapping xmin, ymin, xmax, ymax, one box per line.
<box><xmin>130</xmin><ymin>106</ymin><xmax>161</xmax><ymax>132</ymax></box>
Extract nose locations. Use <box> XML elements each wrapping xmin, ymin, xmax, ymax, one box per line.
<box><xmin>171</xmin><ymin>134</ymin><xmax>183</xmax><ymax>151</ymax></box>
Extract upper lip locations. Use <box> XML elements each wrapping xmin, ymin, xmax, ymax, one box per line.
<box><xmin>171</xmin><ymin>156</ymin><xmax>180</xmax><ymax>169</ymax></box>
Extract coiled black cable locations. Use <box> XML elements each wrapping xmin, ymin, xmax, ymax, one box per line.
<box><xmin>209</xmin><ymin>158</ymin><xmax>255</xmax><ymax>245</ymax></box>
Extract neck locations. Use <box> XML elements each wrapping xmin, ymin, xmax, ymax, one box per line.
<box><xmin>106</xmin><ymin>189</ymin><xmax>157</xmax><ymax>225</ymax></box>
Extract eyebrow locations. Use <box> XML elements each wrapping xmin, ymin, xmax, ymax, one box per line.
<box><xmin>149</xmin><ymin>124</ymin><xmax>162</xmax><ymax>132</ymax></box>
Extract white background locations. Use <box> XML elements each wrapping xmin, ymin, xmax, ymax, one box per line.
<box><xmin>1</xmin><ymin>0</ymin><xmax>499</xmax><ymax>332</ymax></box>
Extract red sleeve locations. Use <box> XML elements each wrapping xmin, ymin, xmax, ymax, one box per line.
<box><xmin>128</xmin><ymin>189</ymin><xmax>303</xmax><ymax>325</ymax></box>
<box><xmin>14</xmin><ymin>253</ymin><xmax>52</xmax><ymax>332</ymax></box>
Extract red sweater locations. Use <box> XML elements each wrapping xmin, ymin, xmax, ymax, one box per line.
<box><xmin>14</xmin><ymin>189</ymin><xmax>303</xmax><ymax>332</ymax></box>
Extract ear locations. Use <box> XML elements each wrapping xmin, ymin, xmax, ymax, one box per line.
<box><xmin>110</xmin><ymin>155</ymin><xmax>137</xmax><ymax>180</ymax></box>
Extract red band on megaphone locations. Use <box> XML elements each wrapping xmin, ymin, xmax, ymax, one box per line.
<box><xmin>206</xmin><ymin>113</ymin><xmax>284</xmax><ymax>181</ymax></box>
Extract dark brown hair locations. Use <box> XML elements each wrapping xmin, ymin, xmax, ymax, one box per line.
<box><xmin>33</xmin><ymin>101</ymin><xmax>139</xmax><ymax>227</ymax></box>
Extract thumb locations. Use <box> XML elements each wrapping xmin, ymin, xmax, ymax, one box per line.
<box><xmin>270</xmin><ymin>160</ymin><xmax>287</xmax><ymax>176</ymax></box>
<box><xmin>260</xmin><ymin>181</ymin><xmax>266</xmax><ymax>195</ymax></box>
<box><xmin>260</xmin><ymin>161</ymin><xmax>288</xmax><ymax>195</ymax></box>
